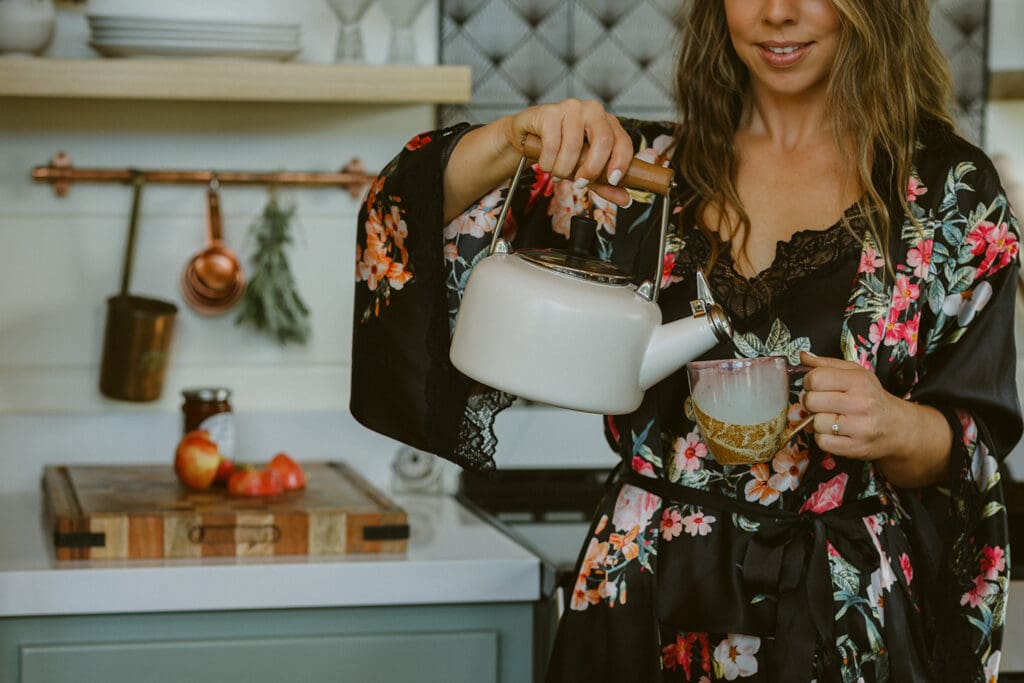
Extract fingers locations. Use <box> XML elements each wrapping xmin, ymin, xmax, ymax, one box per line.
<box><xmin>802</xmin><ymin>358</ymin><xmax>881</xmax><ymax>396</ymax></box>
<box><xmin>801</xmin><ymin>389</ymin><xmax>848</xmax><ymax>415</ymax></box>
<box><xmin>812</xmin><ymin>412</ymin><xmax>854</xmax><ymax>438</ymax></box>
<box><xmin>802</xmin><ymin>368</ymin><xmax>864</xmax><ymax>393</ymax></box>
<box><xmin>810</xmin><ymin>412</ymin><xmax>869</xmax><ymax>459</ymax></box>
<box><xmin>574</xmin><ymin>111</ymin><xmax>616</xmax><ymax>185</ymax></box>
<box><xmin>799</xmin><ymin>351</ymin><xmax>860</xmax><ymax>370</ymax></box>
<box><xmin>514</xmin><ymin>99</ymin><xmax>634</xmax><ymax>206</ymax></box>
<box><xmin>529</xmin><ymin>105</ymin><xmax>564</xmax><ymax>176</ymax></box>
<box><xmin>801</xmin><ymin>368</ymin><xmax>894</xmax><ymax>461</ymax></box>
<box><xmin>585</xmin><ymin>113</ymin><xmax>630</xmax><ymax>189</ymax></box>
<box><xmin>552</xmin><ymin>115</ymin><xmax>585</xmax><ymax>181</ymax></box>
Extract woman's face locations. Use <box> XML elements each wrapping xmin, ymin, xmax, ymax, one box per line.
<box><xmin>724</xmin><ymin>0</ymin><xmax>842</xmax><ymax>99</ymax></box>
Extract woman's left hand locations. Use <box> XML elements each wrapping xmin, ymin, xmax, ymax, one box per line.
<box><xmin>798</xmin><ymin>351</ymin><xmax>905</xmax><ymax>461</ymax></box>
<box><xmin>797</xmin><ymin>351</ymin><xmax>953</xmax><ymax>487</ymax></box>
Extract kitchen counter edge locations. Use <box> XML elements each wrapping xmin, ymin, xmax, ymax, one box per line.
<box><xmin>0</xmin><ymin>490</ymin><xmax>541</xmax><ymax>617</ymax></box>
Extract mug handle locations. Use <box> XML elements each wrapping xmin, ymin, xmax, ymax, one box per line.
<box><xmin>781</xmin><ymin>414</ymin><xmax>816</xmax><ymax>448</ymax></box>
<box><xmin>770</xmin><ymin>362</ymin><xmax>817</xmax><ymax>457</ymax></box>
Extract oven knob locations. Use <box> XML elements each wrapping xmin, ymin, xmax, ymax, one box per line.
<box><xmin>391</xmin><ymin>447</ymin><xmax>443</xmax><ymax>494</ymax></box>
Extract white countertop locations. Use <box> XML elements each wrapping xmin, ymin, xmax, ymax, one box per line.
<box><xmin>0</xmin><ymin>489</ymin><xmax>541</xmax><ymax>618</ymax></box>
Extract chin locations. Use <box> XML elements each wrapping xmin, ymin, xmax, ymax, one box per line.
<box><xmin>752</xmin><ymin>72</ymin><xmax>829</xmax><ymax>99</ymax></box>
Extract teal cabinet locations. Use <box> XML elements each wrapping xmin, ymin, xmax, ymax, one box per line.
<box><xmin>0</xmin><ymin>603</ymin><xmax>533</xmax><ymax>683</ymax></box>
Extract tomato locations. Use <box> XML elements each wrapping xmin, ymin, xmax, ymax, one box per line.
<box><xmin>213</xmin><ymin>457</ymin><xmax>235</xmax><ymax>486</ymax></box>
<box><xmin>227</xmin><ymin>467</ymin><xmax>283</xmax><ymax>497</ymax></box>
<box><xmin>267</xmin><ymin>452</ymin><xmax>306</xmax><ymax>491</ymax></box>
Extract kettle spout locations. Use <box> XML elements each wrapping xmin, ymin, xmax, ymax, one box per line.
<box><xmin>639</xmin><ymin>305</ymin><xmax>733</xmax><ymax>391</ymax></box>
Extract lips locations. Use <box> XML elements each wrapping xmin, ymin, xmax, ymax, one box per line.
<box><xmin>756</xmin><ymin>42</ymin><xmax>813</xmax><ymax>67</ymax></box>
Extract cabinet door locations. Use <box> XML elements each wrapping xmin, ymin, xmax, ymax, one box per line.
<box><xmin>20</xmin><ymin>631</ymin><xmax>498</xmax><ymax>683</ymax></box>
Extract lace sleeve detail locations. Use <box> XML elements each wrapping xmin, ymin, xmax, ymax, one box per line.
<box><xmin>452</xmin><ymin>385</ymin><xmax>518</xmax><ymax>471</ymax></box>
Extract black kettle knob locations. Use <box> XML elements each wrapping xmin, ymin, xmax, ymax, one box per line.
<box><xmin>568</xmin><ymin>215</ymin><xmax>598</xmax><ymax>257</ymax></box>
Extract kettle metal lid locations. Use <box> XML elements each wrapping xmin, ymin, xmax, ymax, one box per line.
<box><xmin>517</xmin><ymin>249</ymin><xmax>633</xmax><ymax>285</ymax></box>
<box><xmin>517</xmin><ymin>215</ymin><xmax>633</xmax><ymax>286</ymax></box>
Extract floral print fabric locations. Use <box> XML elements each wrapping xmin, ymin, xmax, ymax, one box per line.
<box><xmin>350</xmin><ymin>119</ymin><xmax>1021</xmax><ymax>682</ymax></box>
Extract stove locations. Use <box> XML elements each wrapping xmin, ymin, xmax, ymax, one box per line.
<box><xmin>457</xmin><ymin>467</ymin><xmax>612</xmax><ymax>680</ymax></box>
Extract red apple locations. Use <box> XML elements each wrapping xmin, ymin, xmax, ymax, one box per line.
<box><xmin>267</xmin><ymin>452</ymin><xmax>306</xmax><ymax>491</ymax></box>
<box><xmin>227</xmin><ymin>467</ymin><xmax>283</xmax><ymax>497</ymax></box>
<box><xmin>174</xmin><ymin>430</ymin><xmax>221</xmax><ymax>491</ymax></box>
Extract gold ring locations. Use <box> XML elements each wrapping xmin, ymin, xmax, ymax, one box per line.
<box><xmin>831</xmin><ymin>419</ymin><xmax>841</xmax><ymax>436</ymax></box>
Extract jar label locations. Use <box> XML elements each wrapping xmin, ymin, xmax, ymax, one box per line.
<box><xmin>198</xmin><ymin>412</ymin><xmax>235</xmax><ymax>459</ymax></box>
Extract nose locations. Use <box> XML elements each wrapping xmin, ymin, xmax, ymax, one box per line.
<box><xmin>762</xmin><ymin>0</ymin><xmax>799</xmax><ymax>26</ymax></box>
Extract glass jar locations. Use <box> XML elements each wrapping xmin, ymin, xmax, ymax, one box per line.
<box><xmin>182</xmin><ymin>387</ymin><xmax>234</xmax><ymax>458</ymax></box>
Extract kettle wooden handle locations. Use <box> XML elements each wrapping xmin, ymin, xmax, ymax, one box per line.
<box><xmin>521</xmin><ymin>133</ymin><xmax>674</xmax><ymax>195</ymax></box>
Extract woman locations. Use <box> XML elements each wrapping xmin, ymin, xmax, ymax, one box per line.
<box><xmin>351</xmin><ymin>0</ymin><xmax>1021</xmax><ymax>680</ymax></box>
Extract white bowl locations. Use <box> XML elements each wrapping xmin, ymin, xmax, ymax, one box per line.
<box><xmin>0</xmin><ymin>0</ymin><xmax>56</xmax><ymax>55</ymax></box>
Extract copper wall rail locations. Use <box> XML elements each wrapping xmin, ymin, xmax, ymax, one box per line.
<box><xmin>32</xmin><ymin>152</ymin><xmax>375</xmax><ymax>199</ymax></box>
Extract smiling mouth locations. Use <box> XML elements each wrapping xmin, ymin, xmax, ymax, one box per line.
<box><xmin>756</xmin><ymin>42</ymin><xmax>814</xmax><ymax>66</ymax></box>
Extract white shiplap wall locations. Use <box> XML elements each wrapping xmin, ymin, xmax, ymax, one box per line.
<box><xmin>0</xmin><ymin>1</ymin><xmax>444</xmax><ymax>487</ymax></box>
<box><xmin>0</xmin><ymin>1</ymin><xmax>439</xmax><ymax>415</ymax></box>
<box><xmin>0</xmin><ymin>1</ymin><xmax>1022</xmax><ymax>493</ymax></box>
<box><xmin>0</xmin><ymin>0</ymin><xmax>616</xmax><ymax>493</ymax></box>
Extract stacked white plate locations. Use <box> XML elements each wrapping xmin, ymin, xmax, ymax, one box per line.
<box><xmin>87</xmin><ymin>14</ymin><xmax>301</xmax><ymax>60</ymax></box>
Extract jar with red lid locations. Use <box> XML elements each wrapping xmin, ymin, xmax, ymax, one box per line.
<box><xmin>182</xmin><ymin>387</ymin><xmax>234</xmax><ymax>458</ymax></box>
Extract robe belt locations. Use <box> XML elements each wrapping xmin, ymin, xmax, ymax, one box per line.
<box><xmin>621</xmin><ymin>469</ymin><xmax>887</xmax><ymax>683</ymax></box>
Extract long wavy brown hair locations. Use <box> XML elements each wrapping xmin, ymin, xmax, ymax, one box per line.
<box><xmin>673</xmin><ymin>0</ymin><xmax>956</xmax><ymax>275</ymax></box>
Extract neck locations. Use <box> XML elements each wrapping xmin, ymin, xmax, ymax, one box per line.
<box><xmin>741</xmin><ymin>83</ymin><xmax>833</xmax><ymax>152</ymax></box>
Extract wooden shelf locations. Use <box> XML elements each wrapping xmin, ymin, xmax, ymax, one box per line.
<box><xmin>0</xmin><ymin>57</ymin><xmax>471</xmax><ymax>104</ymax></box>
<box><xmin>991</xmin><ymin>70</ymin><xmax>1024</xmax><ymax>100</ymax></box>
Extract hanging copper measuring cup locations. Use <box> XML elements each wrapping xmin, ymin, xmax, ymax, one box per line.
<box><xmin>99</xmin><ymin>173</ymin><xmax>179</xmax><ymax>402</ymax></box>
<box><xmin>181</xmin><ymin>179</ymin><xmax>246</xmax><ymax>315</ymax></box>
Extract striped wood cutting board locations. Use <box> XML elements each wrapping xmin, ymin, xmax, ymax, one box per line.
<box><xmin>42</xmin><ymin>461</ymin><xmax>409</xmax><ymax>560</ymax></box>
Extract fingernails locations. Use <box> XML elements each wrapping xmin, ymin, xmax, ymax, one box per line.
<box><xmin>607</xmin><ymin>169</ymin><xmax>623</xmax><ymax>186</ymax></box>
<box><xmin>551</xmin><ymin>176</ymin><xmax>562</xmax><ymax>183</ymax></box>
<box><xmin>574</xmin><ymin>177</ymin><xmax>590</xmax><ymax>189</ymax></box>
<box><xmin>621</xmin><ymin>195</ymin><xmax>633</xmax><ymax>209</ymax></box>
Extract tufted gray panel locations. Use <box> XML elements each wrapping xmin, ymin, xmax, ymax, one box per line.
<box><xmin>440</xmin><ymin>0</ymin><xmax>989</xmax><ymax>144</ymax></box>
<box><xmin>930</xmin><ymin>0</ymin><xmax>989</xmax><ymax>143</ymax></box>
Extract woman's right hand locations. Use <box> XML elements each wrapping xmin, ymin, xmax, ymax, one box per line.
<box><xmin>443</xmin><ymin>99</ymin><xmax>634</xmax><ymax>223</ymax></box>
<box><xmin>502</xmin><ymin>99</ymin><xmax>634</xmax><ymax>208</ymax></box>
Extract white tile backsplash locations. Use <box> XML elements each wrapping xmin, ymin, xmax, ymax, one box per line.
<box><xmin>0</xmin><ymin>98</ymin><xmax>433</xmax><ymax>413</ymax></box>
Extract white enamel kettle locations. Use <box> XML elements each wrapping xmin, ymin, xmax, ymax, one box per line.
<box><xmin>449</xmin><ymin>135</ymin><xmax>734</xmax><ymax>415</ymax></box>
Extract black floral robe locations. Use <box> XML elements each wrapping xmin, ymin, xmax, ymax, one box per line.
<box><xmin>350</xmin><ymin>120</ymin><xmax>1022</xmax><ymax>682</ymax></box>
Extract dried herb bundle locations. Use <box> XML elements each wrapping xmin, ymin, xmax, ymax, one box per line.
<box><xmin>235</xmin><ymin>196</ymin><xmax>311</xmax><ymax>344</ymax></box>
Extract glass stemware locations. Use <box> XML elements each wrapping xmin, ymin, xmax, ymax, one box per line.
<box><xmin>377</xmin><ymin>0</ymin><xmax>430</xmax><ymax>64</ymax></box>
<box><xmin>326</xmin><ymin>0</ymin><xmax>374</xmax><ymax>63</ymax></box>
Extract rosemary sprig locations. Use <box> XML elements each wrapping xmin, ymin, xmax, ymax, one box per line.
<box><xmin>234</xmin><ymin>196</ymin><xmax>311</xmax><ymax>344</ymax></box>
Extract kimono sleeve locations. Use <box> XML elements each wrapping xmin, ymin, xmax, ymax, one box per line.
<box><xmin>904</xmin><ymin>156</ymin><xmax>1021</xmax><ymax>679</ymax></box>
<box><xmin>910</xmin><ymin>157</ymin><xmax>1021</xmax><ymax>464</ymax></box>
<box><xmin>350</xmin><ymin>124</ymin><xmax>546</xmax><ymax>471</ymax></box>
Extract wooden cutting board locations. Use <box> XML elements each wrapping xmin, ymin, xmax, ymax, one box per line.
<box><xmin>42</xmin><ymin>462</ymin><xmax>408</xmax><ymax>561</ymax></box>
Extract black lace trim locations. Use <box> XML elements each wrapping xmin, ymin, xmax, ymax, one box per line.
<box><xmin>453</xmin><ymin>384</ymin><xmax>517</xmax><ymax>471</ymax></box>
<box><xmin>678</xmin><ymin>206</ymin><xmax>865</xmax><ymax>327</ymax></box>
